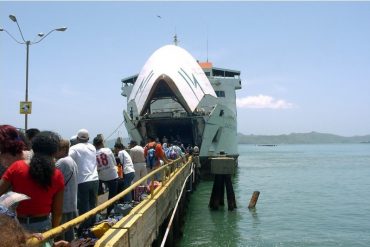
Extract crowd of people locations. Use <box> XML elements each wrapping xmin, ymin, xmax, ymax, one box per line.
<box><xmin>0</xmin><ymin>124</ymin><xmax>195</xmax><ymax>246</ymax></box>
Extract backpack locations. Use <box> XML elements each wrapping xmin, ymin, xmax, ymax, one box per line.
<box><xmin>146</xmin><ymin>144</ymin><xmax>157</xmax><ymax>169</ymax></box>
<box><xmin>169</xmin><ymin>147</ymin><xmax>178</xmax><ymax>159</ymax></box>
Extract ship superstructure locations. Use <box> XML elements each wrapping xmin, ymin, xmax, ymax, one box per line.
<box><xmin>121</xmin><ymin>45</ymin><xmax>241</xmax><ymax>172</ymax></box>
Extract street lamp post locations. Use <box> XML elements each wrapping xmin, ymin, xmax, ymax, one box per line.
<box><xmin>0</xmin><ymin>14</ymin><xmax>67</xmax><ymax>131</ymax></box>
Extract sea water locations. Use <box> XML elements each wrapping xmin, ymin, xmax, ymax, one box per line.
<box><xmin>179</xmin><ymin>144</ymin><xmax>370</xmax><ymax>247</ymax></box>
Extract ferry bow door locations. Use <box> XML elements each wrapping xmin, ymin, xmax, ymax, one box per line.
<box><xmin>123</xmin><ymin>110</ymin><xmax>142</xmax><ymax>141</ymax></box>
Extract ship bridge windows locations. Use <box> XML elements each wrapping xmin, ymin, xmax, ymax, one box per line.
<box><xmin>215</xmin><ymin>90</ymin><xmax>225</xmax><ymax>97</ymax></box>
<box><xmin>121</xmin><ymin>74</ymin><xmax>138</xmax><ymax>85</ymax></box>
<box><xmin>212</xmin><ymin>68</ymin><xmax>240</xmax><ymax>78</ymax></box>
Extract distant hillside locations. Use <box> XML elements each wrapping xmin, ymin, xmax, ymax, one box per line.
<box><xmin>238</xmin><ymin>132</ymin><xmax>370</xmax><ymax>144</ymax></box>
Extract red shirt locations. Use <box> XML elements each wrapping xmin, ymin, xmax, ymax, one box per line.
<box><xmin>144</xmin><ymin>141</ymin><xmax>165</xmax><ymax>160</ymax></box>
<box><xmin>2</xmin><ymin>160</ymin><xmax>64</xmax><ymax>216</ymax></box>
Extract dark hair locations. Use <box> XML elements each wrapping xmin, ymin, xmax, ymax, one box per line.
<box><xmin>93</xmin><ymin>136</ymin><xmax>104</xmax><ymax>146</ymax></box>
<box><xmin>25</xmin><ymin>128</ymin><xmax>40</xmax><ymax>141</ymax></box>
<box><xmin>147</xmin><ymin>136</ymin><xmax>156</xmax><ymax>142</ymax></box>
<box><xmin>114</xmin><ymin>143</ymin><xmax>124</xmax><ymax>149</ymax></box>
<box><xmin>0</xmin><ymin>125</ymin><xmax>27</xmax><ymax>156</ymax></box>
<box><xmin>130</xmin><ymin>140</ymin><xmax>137</xmax><ymax>146</ymax></box>
<box><xmin>140</xmin><ymin>140</ymin><xmax>146</xmax><ymax>147</ymax></box>
<box><xmin>29</xmin><ymin>131</ymin><xmax>60</xmax><ymax>188</ymax></box>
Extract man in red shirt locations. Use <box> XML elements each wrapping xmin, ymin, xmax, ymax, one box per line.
<box><xmin>144</xmin><ymin>136</ymin><xmax>171</xmax><ymax>181</ymax></box>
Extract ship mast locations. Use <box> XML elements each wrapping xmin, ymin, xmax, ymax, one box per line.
<box><xmin>173</xmin><ymin>33</ymin><xmax>178</xmax><ymax>46</ymax></box>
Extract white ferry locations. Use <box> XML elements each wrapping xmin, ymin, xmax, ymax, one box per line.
<box><xmin>121</xmin><ymin>44</ymin><xmax>242</xmax><ymax>174</ymax></box>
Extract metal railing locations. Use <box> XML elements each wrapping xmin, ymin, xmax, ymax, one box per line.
<box><xmin>160</xmin><ymin>161</ymin><xmax>194</xmax><ymax>246</ymax></box>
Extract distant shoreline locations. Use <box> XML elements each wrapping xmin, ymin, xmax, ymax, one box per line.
<box><xmin>238</xmin><ymin>131</ymin><xmax>370</xmax><ymax>144</ymax></box>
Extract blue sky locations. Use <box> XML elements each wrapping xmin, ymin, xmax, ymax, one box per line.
<box><xmin>1</xmin><ymin>1</ymin><xmax>370</xmax><ymax>140</ymax></box>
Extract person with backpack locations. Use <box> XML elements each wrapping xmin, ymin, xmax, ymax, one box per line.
<box><xmin>144</xmin><ymin>136</ymin><xmax>171</xmax><ymax>182</ymax></box>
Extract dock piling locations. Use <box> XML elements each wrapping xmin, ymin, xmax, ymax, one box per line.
<box><xmin>208</xmin><ymin>156</ymin><xmax>237</xmax><ymax>211</ymax></box>
<box><xmin>248</xmin><ymin>191</ymin><xmax>260</xmax><ymax>209</ymax></box>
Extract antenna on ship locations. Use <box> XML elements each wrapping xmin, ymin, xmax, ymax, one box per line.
<box><xmin>173</xmin><ymin>26</ymin><xmax>179</xmax><ymax>46</ymax></box>
<box><xmin>173</xmin><ymin>33</ymin><xmax>178</xmax><ymax>46</ymax></box>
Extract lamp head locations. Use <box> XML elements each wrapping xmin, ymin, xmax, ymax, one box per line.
<box><xmin>0</xmin><ymin>28</ymin><xmax>4</xmax><ymax>31</ymax></box>
<box><xmin>38</xmin><ymin>32</ymin><xmax>44</xmax><ymax>37</ymax></box>
<box><xmin>9</xmin><ymin>15</ymin><xmax>17</xmax><ymax>22</ymax></box>
<box><xmin>55</xmin><ymin>27</ymin><xmax>67</xmax><ymax>32</ymax></box>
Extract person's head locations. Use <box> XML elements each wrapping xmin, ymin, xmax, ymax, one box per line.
<box><xmin>93</xmin><ymin>135</ymin><xmax>104</xmax><ymax>149</ymax></box>
<box><xmin>77</xmin><ymin>129</ymin><xmax>89</xmax><ymax>143</ymax></box>
<box><xmin>25</xmin><ymin>128</ymin><xmax>40</xmax><ymax>142</ymax></box>
<box><xmin>32</xmin><ymin>131</ymin><xmax>60</xmax><ymax>156</ymax></box>
<box><xmin>114</xmin><ymin>142</ymin><xmax>124</xmax><ymax>154</ymax></box>
<box><xmin>0</xmin><ymin>125</ymin><xmax>28</xmax><ymax>167</ymax></box>
<box><xmin>70</xmin><ymin>135</ymin><xmax>77</xmax><ymax>146</ymax></box>
<box><xmin>140</xmin><ymin>140</ymin><xmax>146</xmax><ymax>147</ymax></box>
<box><xmin>129</xmin><ymin>140</ymin><xmax>137</xmax><ymax>148</ymax></box>
<box><xmin>55</xmin><ymin>139</ymin><xmax>70</xmax><ymax>159</ymax></box>
<box><xmin>147</xmin><ymin>136</ymin><xmax>156</xmax><ymax>143</ymax></box>
<box><xmin>29</xmin><ymin>131</ymin><xmax>61</xmax><ymax>188</ymax></box>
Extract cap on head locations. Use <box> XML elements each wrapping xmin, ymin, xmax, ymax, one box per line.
<box><xmin>77</xmin><ymin>129</ymin><xmax>89</xmax><ymax>141</ymax></box>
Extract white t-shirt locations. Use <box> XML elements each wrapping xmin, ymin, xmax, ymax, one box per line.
<box><xmin>130</xmin><ymin>145</ymin><xmax>146</xmax><ymax>164</ymax></box>
<box><xmin>56</xmin><ymin>156</ymin><xmax>78</xmax><ymax>213</ymax></box>
<box><xmin>118</xmin><ymin>150</ymin><xmax>135</xmax><ymax>174</ymax></box>
<box><xmin>69</xmin><ymin>142</ymin><xmax>99</xmax><ymax>184</ymax></box>
<box><xmin>96</xmin><ymin>147</ymin><xmax>119</xmax><ymax>181</ymax></box>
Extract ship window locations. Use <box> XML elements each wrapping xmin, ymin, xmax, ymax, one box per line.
<box><xmin>215</xmin><ymin>91</ymin><xmax>225</xmax><ymax>97</ymax></box>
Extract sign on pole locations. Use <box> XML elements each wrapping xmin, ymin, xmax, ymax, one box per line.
<box><xmin>20</xmin><ymin>101</ymin><xmax>32</xmax><ymax>114</ymax></box>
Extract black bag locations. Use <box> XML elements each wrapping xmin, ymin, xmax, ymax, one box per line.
<box><xmin>113</xmin><ymin>203</ymin><xmax>132</xmax><ymax>216</ymax></box>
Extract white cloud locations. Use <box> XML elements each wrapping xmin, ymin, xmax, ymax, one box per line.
<box><xmin>236</xmin><ymin>94</ymin><xmax>295</xmax><ymax>109</ymax></box>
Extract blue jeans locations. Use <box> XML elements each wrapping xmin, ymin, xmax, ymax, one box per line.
<box><xmin>77</xmin><ymin>180</ymin><xmax>99</xmax><ymax>233</ymax></box>
<box><xmin>101</xmin><ymin>178</ymin><xmax>118</xmax><ymax>215</ymax></box>
<box><xmin>122</xmin><ymin>172</ymin><xmax>135</xmax><ymax>203</ymax></box>
<box><xmin>20</xmin><ymin>216</ymin><xmax>54</xmax><ymax>247</ymax></box>
<box><xmin>60</xmin><ymin>211</ymin><xmax>77</xmax><ymax>242</ymax></box>
<box><xmin>20</xmin><ymin>216</ymin><xmax>51</xmax><ymax>233</ymax></box>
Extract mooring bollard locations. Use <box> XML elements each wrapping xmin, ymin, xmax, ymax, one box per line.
<box><xmin>209</xmin><ymin>155</ymin><xmax>237</xmax><ymax>211</ymax></box>
<box><xmin>248</xmin><ymin>191</ymin><xmax>260</xmax><ymax>209</ymax></box>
